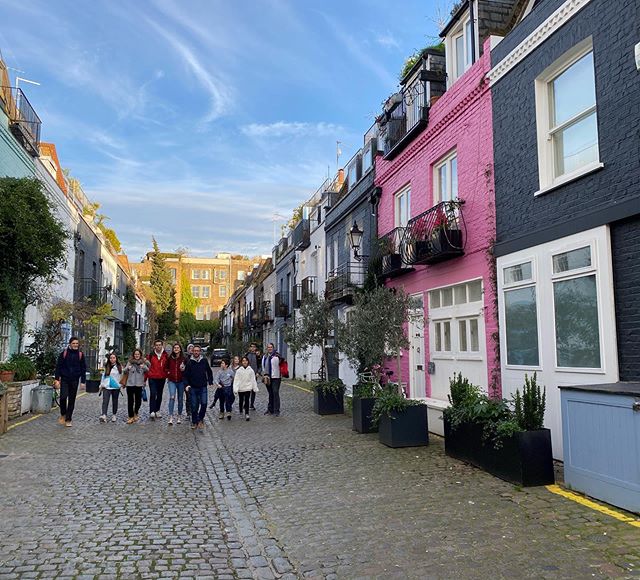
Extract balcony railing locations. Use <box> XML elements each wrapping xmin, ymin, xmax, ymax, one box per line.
<box><xmin>325</xmin><ymin>262</ymin><xmax>367</xmax><ymax>303</ymax></box>
<box><xmin>109</xmin><ymin>292</ymin><xmax>127</xmax><ymax>322</ymax></box>
<box><xmin>4</xmin><ymin>87</ymin><xmax>42</xmax><ymax>157</ymax></box>
<box><xmin>74</xmin><ymin>278</ymin><xmax>107</xmax><ymax>304</ymax></box>
<box><xmin>301</xmin><ymin>276</ymin><xmax>317</xmax><ymax>300</ymax></box>
<box><xmin>401</xmin><ymin>200</ymin><xmax>465</xmax><ymax>266</ymax></box>
<box><xmin>375</xmin><ymin>227</ymin><xmax>414</xmax><ymax>279</ymax></box>
<box><xmin>273</xmin><ymin>237</ymin><xmax>290</xmax><ymax>263</ymax></box>
<box><xmin>292</xmin><ymin>219</ymin><xmax>311</xmax><ymax>250</ymax></box>
<box><xmin>255</xmin><ymin>301</ymin><xmax>273</xmax><ymax>324</ymax></box>
<box><xmin>274</xmin><ymin>292</ymin><xmax>290</xmax><ymax>318</ymax></box>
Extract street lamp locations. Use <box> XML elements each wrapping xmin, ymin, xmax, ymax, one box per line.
<box><xmin>348</xmin><ymin>220</ymin><xmax>366</xmax><ymax>261</ymax></box>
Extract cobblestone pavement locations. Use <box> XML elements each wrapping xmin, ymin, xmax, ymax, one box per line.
<box><xmin>1</xmin><ymin>383</ymin><xmax>639</xmax><ymax>579</ymax></box>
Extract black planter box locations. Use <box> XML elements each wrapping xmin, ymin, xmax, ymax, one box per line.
<box><xmin>85</xmin><ymin>379</ymin><xmax>100</xmax><ymax>393</ymax></box>
<box><xmin>444</xmin><ymin>418</ymin><xmax>554</xmax><ymax>487</ymax></box>
<box><xmin>352</xmin><ymin>396</ymin><xmax>377</xmax><ymax>433</ymax></box>
<box><xmin>314</xmin><ymin>387</ymin><xmax>344</xmax><ymax>415</ymax></box>
<box><xmin>378</xmin><ymin>404</ymin><xmax>428</xmax><ymax>448</ymax></box>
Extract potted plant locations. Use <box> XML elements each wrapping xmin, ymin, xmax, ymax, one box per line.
<box><xmin>313</xmin><ymin>378</ymin><xmax>345</xmax><ymax>415</ymax></box>
<box><xmin>372</xmin><ymin>387</ymin><xmax>428</xmax><ymax>448</ymax></box>
<box><xmin>352</xmin><ymin>378</ymin><xmax>380</xmax><ymax>434</ymax></box>
<box><xmin>9</xmin><ymin>353</ymin><xmax>37</xmax><ymax>381</ymax></box>
<box><xmin>443</xmin><ymin>373</ymin><xmax>554</xmax><ymax>487</ymax></box>
<box><xmin>0</xmin><ymin>362</ymin><xmax>16</xmax><ymax>383</ymax></box>
<box><xmin>86</xmin><ymin>369</ymin><xmax>102</xmax><ymax>393</ymax></box>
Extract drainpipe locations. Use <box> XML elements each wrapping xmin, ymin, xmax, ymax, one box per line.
<box><xmin>469</xmin><ymin>0</ymin><xmax>477</xmax><ymax>63</ymax></box>
<box><xmin>290</xmin><ymin>253</ymin><xmax>297</xmax><ymax>378</ymax></box>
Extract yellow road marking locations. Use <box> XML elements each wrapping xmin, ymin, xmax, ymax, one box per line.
<box><xmin>546</xmin><ymin>484</ymin><xmax>640</xmax><ymax>528</ymax></box>
<box><xmin>282</xmin><ymin>381</ymin><xmax>313</xmax><ymax>394</ymax></box>
<box><xmin>6</xmin><ymin>391</ymin><xmax>88</xmax><ymax>431</ymax></box>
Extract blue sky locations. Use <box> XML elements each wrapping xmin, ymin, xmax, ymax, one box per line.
<box><xmin>0</xmin><ymin>0</ymin><xmax>449</xmax><ymax>259</ymax></box>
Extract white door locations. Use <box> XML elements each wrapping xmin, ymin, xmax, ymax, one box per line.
<box><xmin>409</xmin><ymin>295</ymin><xmax>426</xmax><ymax>398</ymax></box>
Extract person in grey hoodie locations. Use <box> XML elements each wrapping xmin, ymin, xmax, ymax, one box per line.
<box><xmin>216</xmin><ymin>359</ymin><xmax>235</xmax><ymax>420</ymax></box>
<box><xmin>123</xmin><ymin>349</ymin><xmax>150</xmax><ymax>424</ymax></box>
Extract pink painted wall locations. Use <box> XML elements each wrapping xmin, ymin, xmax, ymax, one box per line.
<box><xmin>375</xmin><ymin>42</ymin><xmax>501</xmax><ymax>397</ymax></box>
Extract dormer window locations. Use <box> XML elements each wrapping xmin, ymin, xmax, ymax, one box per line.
<box><xmin>446</xmin><ymin>9</ymin><xmax>474</xmax><ymax>84</ymax></box>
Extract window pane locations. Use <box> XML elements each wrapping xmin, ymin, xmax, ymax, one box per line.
<box><xmin>455</xmin><ymin>34</ymin><xmax>465</xmax><ymax>78</ymax></box>
<box><xmin>553</xmin><ymin>111</ymin><xmax>598</xmax><ymax>176</ymax></box>
<box><xmin>443</xmin><ymin>321</ymin><xmax>451</xmax><ymax>351</ymax></box>
<box><xmin>504</xmin><ymin>262</ymin><xmax>533</xmax><ymax>284</ymax></box>
<box><xmin>430</xmin><ymin>291</ymin><xmax>441</xmax><ymax>309</ymax></box>
<box><xmin>435</xmin><ymin>322</ymin><xmax>442</xmax><ymax>351</ymax></box>
<box><xmin>505</xmin><ymin>287</ymin><xmax>540</xmax><ymax>366</ymax></box>
<box><xmin>554</xmin><ymin>275</ymin><xmax>601</xmax><ymax>368</ymax></box>
<box><xmin>553</xmin><ymin>246</ymin><xmax>591</xmax><ymax>274</ymax></box>
<box><xmin>450</xmin><ymin>156</ymin><xmax>458</xmax><ymax>200</ymax></box>
<box><xmin>438</xmin><ymin>164</ymin><xmax>447</xmax><ymax>201</ymax></box>
<box><xmin>465</xmin><ymin>20</ymin><xmax>473</xmax><ymax>66</ymax></box>
<box><xmin>468</xmin><ymin>280</ymin><xmax>482</xmax><ymax>302</ymax></box>
<box><xmin>454</xmin><ymin>284</ymin><xmax>467</xmax><ymax>304</ymax></box>
<box><xmin>459</xmin><ymin>320</ymin><xmax>468</xmax><ymax>352</ymax></box>
<box><xmin>441</xmin><ymin>287</ymin><xmax>453</xmax><ymax>307</ymax></box>
<box><xmin>552</xmin><ymin>52</ymin><xmax>596</xmax><ymax>127</ymax></box>
<box><xmin>469</xmin><ymin>319</ymin><xmax>479</xmax><ymax>352</ymax></box>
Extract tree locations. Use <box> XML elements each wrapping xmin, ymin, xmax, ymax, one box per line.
<box><xmin>285</xmin><ymin>295</ymin><xmax>336</xmax><ymax>380</ymax></box>
<box><xmin>0</xmin><ymin>177</ymin><xmax>69</xmax><ymax>346</ymax></box>
<box><xmin>178</xmin><ymin>311</ymin><xmax>197</xmax><ymax>342</ymax></box>
<box><xmin>149</xmin><ymin>238</ymin><xmax>176</xmax><ymax>338</ymax></box>
<box><xmin>122</xmin><ymin>286</ymin><xmax>137</xmax><ymax>356</ymax></box>
<box><xmin>82</xmin><ymin>199</ymin><xmax>122</xmax><ymax>253</ymax></box>
<box><xmin>337</xmin><ymin>287</ymin><xmax>411</xmax><ymax>383</ymax></box>
<box><xmin>179</xmin><ymin>270</ymin><xmax>198</xmax><ymax>314</ymax></box>
<box><xmin>157</xmin><ymin>288</ymin><xmax>177</xmax><ymax>339</ymax></box>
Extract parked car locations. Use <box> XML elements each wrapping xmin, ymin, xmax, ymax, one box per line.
<box><xmin>210</xmin><ymin>348</ymin><xmax>230</xmax><ymax>366</ymax></box>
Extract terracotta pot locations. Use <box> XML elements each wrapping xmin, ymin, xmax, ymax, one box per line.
<box><xmin>0</xmin><ymin>370</ymin><xmax>15</xmax><ymax>383</ymax></box>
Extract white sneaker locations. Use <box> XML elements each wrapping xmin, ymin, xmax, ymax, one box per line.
<box><xmin>150</xmin><ymin>412</ymin><xmax>156</xmax><ymax>419</ymax></box>
<box><xmin>99</xmin><ymin>415</ymin><xmax>107</xmax><ymax>423</ymax></box>
<box><xmin>177</xmin><ymin>416</ymin><xmax>182</xmax><ymax>424</ymax></box>
<box><xmin>111</xmin><ymin>415</ymin><xmax>117</xmax><ymax>423</ymax></box>
<box><xmin>155</xmin><ymin>412</ymin><xmax>163</xmax><ymax>419</ymax></box>
<box><xmin>168</xmin><ymin>416</ymin><xmax>174</xmax><ymax>426</ymax></box>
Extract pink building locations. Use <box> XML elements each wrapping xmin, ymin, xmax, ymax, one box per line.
<box><xmin>375</xmin><ymin>36</ymin><xmax>500</xmax><ymax>435</ymax></box>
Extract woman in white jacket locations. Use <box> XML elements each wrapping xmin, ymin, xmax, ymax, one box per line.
<box><xmin>233</xmin><ymin>356</ymin><xmax>259</xmax><ymax>421</ymax></box>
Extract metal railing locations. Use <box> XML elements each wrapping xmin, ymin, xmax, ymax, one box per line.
<box><xmin>401</xmin><ymin>200</ymin><xmax>465</xmax><ymax>266</ymax></box>
<box><xmin>375</xmin><ymin>227</ymin><xmax>413</xmax><ymax>278</ymax></box>
<box><xmin>255</xmin><ymin>301</ymin><xmax>273</xmax><ymax>324</ymax></box>
<box><xmin>325</xmin><ymin>262</ymin><xmax>367</xmax><ymax>302</ymax></box>
<box><xmin>274</xmin><ymin>292</ymin><xmax>290</xmax><ymax>318</ymax></box>
<box><xmin>301</xmin><ymin>276</ymin><xmax>317</xmax><ymax>300</ymax></box>
<box><xmin>74</xmin><ymin>278</ymin><xmax>107</xmax><ymax>304</ymax></box>
<box><xmin>109</xmin><ymin>292</ymin><xmax>127</xmax><ymax>321</ymax></box>
<box><xmin>379</xmin><ymin>84</ymin><xmax>428</xmax><ymax>157</ymax></box>
<box><xmin>292</xmin><ymin>219</ymin><xmax>310</xmax><ymax>250</ymax></box>
<box><xmin>3</xmin><ymin>87</ymin><xmax>42</xmax><ymax>157</ymax></box>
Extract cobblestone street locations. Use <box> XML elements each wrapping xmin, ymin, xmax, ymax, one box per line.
<box><xmin>1</xmin><ymin>383</ymin><xmax>639</xmax><ymax>580</ymax></box>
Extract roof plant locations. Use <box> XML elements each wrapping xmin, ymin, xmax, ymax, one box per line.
<box><xmin>399</xmin><ymin>42</ymin><xmax>445</xmax><ymax>80</ymax></box>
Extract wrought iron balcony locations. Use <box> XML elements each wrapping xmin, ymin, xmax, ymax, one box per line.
<box><xmin>375</xmin><ymin>227</ymin><xmax>414</xmax><ymax>279</ymax></box>
<box><xmin>292</xmin><ymin>219</ymin><xmax>310</xmax><ymax>250</ymax></box>
<box><xmin>74</xmin><ymin>278</ymin><xmax>107</xmax><ymax>304</ymax></box>
<box><xmin>325</xmin><ymin>262</ymin><xmax>367</xmax><ymax>303</ymax></box>
<box><xmin>301</xmin><ymin>276</ymin><xmax>317</xmax><ymax>300</ymax></box>
<box><xmin>401</xmin><ymin>200</ymin><xmax>465</xmax><ymax>266</ymax></box>
<box><xmin>274</xmin><ymin>292</ymin><xmax>290</xmax><ymax>318</ymax></box>
<box><xmin>108</xmin><ymin>292</ymin><xmax>127</xmax><ymax>322</ymax></box>
<box><xmin>256</xmin><ymin>301</ymin><xmax>273</xmax><ymax>324</ymax></box>
<box><xmin>5</xmin><ymin>87</ymin><xmax>42</xmax><ymax>157</ymax></box>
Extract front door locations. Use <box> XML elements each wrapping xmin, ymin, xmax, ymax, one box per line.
<box><xmin>409</xmin><ymin>294</ymin><xmax>426</xmax><ymax>398</ymax></box>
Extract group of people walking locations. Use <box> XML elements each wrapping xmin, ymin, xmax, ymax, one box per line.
<box><xmin>53</xmin><ymin>337</ymin><xmax>284</xmax><ymax>428</ymax></box>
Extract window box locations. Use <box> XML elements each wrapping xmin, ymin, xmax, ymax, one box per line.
<box><xmin>444</xmin><ymin>418</ymin><xmax>554</xmax><ymax>487</ymax></box>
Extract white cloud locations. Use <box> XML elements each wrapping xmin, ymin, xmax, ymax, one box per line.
<box><xmin>241</xmin><ymin>121</ymin><xmax>344</xmax><ymax>139</ymax></box>
<box><xmin>375</xmin><ymin>32</ymin><xmax>400</xmax><ymax>50</ymax></box>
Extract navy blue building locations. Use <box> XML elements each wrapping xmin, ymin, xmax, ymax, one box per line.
<box><xmin>490</xmin><ymin>0</ymin><xmax>640</xmax><ymax>458</ymax></box>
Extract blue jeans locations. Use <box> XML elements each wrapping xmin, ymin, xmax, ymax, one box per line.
<box><xmin>218</xmin><ymin>385</ymin><xmax>235</xmax><ymax>413</ymax></box>
<box><xmin>167</xmin><ymin>381</ymin><xmax>185</xmax><ymax>415</ymax></box>
<box><xmin>190</xmin><ymin>386</ymin><xmax>208</xmax><ymax>424</ymax></box>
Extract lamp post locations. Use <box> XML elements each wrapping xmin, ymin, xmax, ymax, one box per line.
<box><xmin>348</xmin><ymin>220</ymin><xmax>367</xmax><ymax>261</ymax></box>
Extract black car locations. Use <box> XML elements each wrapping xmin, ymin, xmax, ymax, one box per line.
<box><xmin>210</xmin><ymin>348</ymin><xmax>231</xmax><ymax>366</ymax></box>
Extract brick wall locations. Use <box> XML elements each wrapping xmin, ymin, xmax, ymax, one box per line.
<box><xmin>6</xmin><ymin>382</ymin><xmax>23</xmax><ymax>419</ymax></box>
<box><xmin>491</xmin><ymin>0</ymin><xmax>640</xmax><ymax>253</ymax></box>
<box><xmin>611</xmin><ymin>217</ymin><xmax>640</xmax><ymax>381</ymax></box>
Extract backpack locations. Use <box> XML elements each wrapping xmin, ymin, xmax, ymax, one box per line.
<box><xmin>279</xmin><ymin>358</ymin><xmax>289</xmax><ymax>379</ymax></box>
<box><xmin>63</xmin><ymin>349</ymin><xmax>83</xmax><ymax>360</ymax></box>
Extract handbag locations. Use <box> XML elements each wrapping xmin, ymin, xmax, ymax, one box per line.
<box><xmin>119</xmin><ymin>371</ymin><xmax>129</xmax><ymax>387</ymax></box>
<box><xmin>262</xmin><ymin>375</ymin><xmax>271</xmax><ymax>386</ymax></box>
<box><xmin>141</xmin><ymin>386</ymin><xmax>148</xmax><ymax>402</ymax></box>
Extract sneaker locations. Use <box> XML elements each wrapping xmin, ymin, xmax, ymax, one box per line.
<box><xmin>99</xmin><ymin>415</ymin><xmax>107</xmax><ymax>423</ymax></box>
<box><xmin>177</xmin><ymin>416</ymin><xmax>182</xmax><ymax>424</ymax></box>
<box><xmin>111</xmin><ymin>415</ymin><xmax>117</xmax><ymax>423</ymax></box>
<box><xmin>168</xmin><ymin>416</ymin><xmax>174</xmax><ymax>426</ymax></box>
<box><xmin>150</xmin><ymin>412</ymin><xmax>156</xmax><ymax>419</ymax></box>
<box><xmin>218</xmin><ymin>412</ymin><xmax>224</xmax><ymax>420</ymax></box>
<box><xmin>65</xmin><ymin>421</ymin><xmax>72</xmax><ymax>427</ymax></box>
<box><xmin>191</xmin><ymin>423</ymin><xmax>197</xmax><ymax>430</ymax></box>
<box><xmin>58</xmin><ymin>416</ymin><xmax>66</xmax><ymax>425</ymax></box>
<box><xmin>226</xmin><ymin>412</ymin><xmax>232</xmax><ymax>421</ymax></box>
<box><xmin>264</xmin><ymin>410</ymin><xmax>272</xmax><ymax>415</ymax></box>
<box><xmin>245</xmin><ymin>414</ymin><xmax>250</xmax><ymax>422</ymax></box>
<box><xmin>250</xmin><ymin>405</ymin><xmax>256</xmax><ymax>410</ymax></box>
<box><xmin>155</xmin><ymin>412</ymin><xmax>163</xmax><ymax>419</ymax></box>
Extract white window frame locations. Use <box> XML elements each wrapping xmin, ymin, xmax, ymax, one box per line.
<box><xmin>196</xmin><ymin>305</ymin><xmax>205</xmax><ymax>320</ymax></box>
<box><xmin>191</xmin><ymin>285</ymin><xmax>200</xmax><ymax>298</ymax></box>
<box><xmin>201</xmin><ymin>285</ymin><xmax>211</xmax><ymax>299</ymax></box>
<box><xmin>549</xmin><ymin>240</ymin><xmax>603</xmax><ymax>373</ymax></box>
<box><xmin>444</xmin><ymin>6</ymin><xmax>477</xmax><ymax>86</ymax></box>
<box><xmin>534</xmin><ymin>38</ymin><xmax>602</xmax><ymax>195</ymax></box>
<box><xmin>434</xmin><ymin>150</ymin><xmax>458</xmax><ymax>203</ymax></box>
<box><xmin>394</xmin><ymin>186</ymin><xmax>411</xmax><ymax>228</ymax></box>
<box><xmin>501</xmin><ymin>257</ymin><xmax>542</xmax><ymax>371</ymax></box>
<box><xmin>192</xmin><ymin>269</ymin><xmax>201</xmax><ymax>280</ymax></box>
<box><xmin>219</xmin><ymin>285</ymin><xmax>227</xmax><ymax>298</ymax></box>
<box><xmin>219</xmin><ymin>270</ymin><xmax>227</xmax><ymax>280</ymax></box>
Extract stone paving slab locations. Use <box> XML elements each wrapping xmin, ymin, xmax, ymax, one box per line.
<box><xmin>0</xmin><ymin>383</ymin><xmax>639</xmax><ymax>579</ymax></box>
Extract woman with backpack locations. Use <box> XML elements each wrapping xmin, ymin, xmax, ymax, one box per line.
<box><xmin>166</xmin><ymin>342</ymin><xmax>186</xmax><ymax>425</ymax></box>
<box><xmin>100</xmin><ymin>353</ymin><xmax>123</xmax><ymax>423</ymax></box>
<box><xmin>123</xmin><ymin>349</ymin><xmax>150</xmax><ymax>424</ymax></box>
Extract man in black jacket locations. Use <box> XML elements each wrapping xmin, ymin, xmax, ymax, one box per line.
<box><xmin>54</xmin><ymin>337</ymin><xmax>87</xmax><ymax>427</ymax></box>
<box><xmin>183</xmin><ymin>345</ymin><xmax>213</xmax><ymax>429</ymax></box>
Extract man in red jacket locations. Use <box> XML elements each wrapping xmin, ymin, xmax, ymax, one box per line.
<box><xmin>147</xmin><ymin>339</ymin><xmax>168</xmax><ymax>419</ymax></box>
